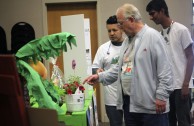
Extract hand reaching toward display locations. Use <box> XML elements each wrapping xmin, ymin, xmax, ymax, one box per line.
<box><xmin>97</xmin><ymin>68</ymin><xmax>104</xmax><ymax>74</ymax></box>
<box><xmin>83</xmin><ymin>74</ymin><xmax>99</xmax><ymax>85</ymax></box>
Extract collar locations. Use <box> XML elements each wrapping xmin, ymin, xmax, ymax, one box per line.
<box><xmin>161</xmin><ymin>21</ymin><xmax>174</xmax><ymax>36</ymax></box>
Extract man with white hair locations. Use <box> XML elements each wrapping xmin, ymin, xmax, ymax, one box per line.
<box><xmin>84</xmin><ymin>3</ymin><xmax>173</xmax><ymax>126</ymax></box>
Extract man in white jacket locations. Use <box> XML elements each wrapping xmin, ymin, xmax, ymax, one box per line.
<box><xmin>84</xmin><ymin>3</ymin><xmax>173</xmax><ymax>126</ymax></box>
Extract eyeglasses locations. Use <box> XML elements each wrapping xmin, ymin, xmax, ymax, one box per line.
<box><xmin>117</xmin><ymin>18</ymin><xmax>128</xmax><ymax>26</ymax></box>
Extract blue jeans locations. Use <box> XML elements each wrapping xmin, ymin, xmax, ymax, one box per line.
<box><xmin>123</xmin><ymin>95</ymin><xmax>169</xmax><ymax>126</ymax></box>
<box><xmin>105</xmin><ymin>105</ymin><xmax>123</xmax><ymax>126</ymax></box>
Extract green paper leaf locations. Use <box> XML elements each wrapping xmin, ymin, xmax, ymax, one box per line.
<box><xmin>15</xmin><ymin>32</ymin><xmax>77</xmax><ymax>61</ymax></box>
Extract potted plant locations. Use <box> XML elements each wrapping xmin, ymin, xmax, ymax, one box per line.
<box><xmin>62</xmin><ymin>59</ymin><xmax>85</xmax><ymax>112</ymax></box>
<box><xmin>63</xmin><ymin>75</ymin><xmax>85</xmax><ymax>95</ymax></box>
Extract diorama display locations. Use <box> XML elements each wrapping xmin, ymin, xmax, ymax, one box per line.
<box><xmin>15</xmin><ymin>32</ymin><xmax>87</xmax><ymax>114</ymax></box>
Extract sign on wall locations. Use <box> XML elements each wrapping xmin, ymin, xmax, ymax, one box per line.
<box><xmin>61</xmin><ymin>14</ymin><xmax>92</xmax><ymax>82</ymax></box>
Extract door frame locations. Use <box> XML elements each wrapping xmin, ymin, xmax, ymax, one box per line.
<box><xmin>41</xmin><ymin>0</ymin><xmax>107</xmax><ymax>122</ymax></box>
<box><xmin>42</xmin><ymin>0</ymin><xmax>100</xmax><ymax>79</ymax></box>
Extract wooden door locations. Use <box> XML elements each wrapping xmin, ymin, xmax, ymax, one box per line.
<box><xmin>47</xmin><ymin>2</ymin><xmax>101</xmax><ymax>121</ymax></box>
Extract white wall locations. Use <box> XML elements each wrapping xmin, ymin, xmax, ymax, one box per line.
<box><xmin>167</xmin><ymin>0</ymin><xmax>193</xmax><ymax>30</ymax></box>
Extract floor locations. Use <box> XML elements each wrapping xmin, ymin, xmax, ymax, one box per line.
<box><xmin>99</xmin><ymin>122</ymin><xmax>125</xmax><ymax>126</ymax></box>
<box><xmin>99</xmin><ymin>122</ymin><xmax>110</xmax><ymax>126</ymax></box>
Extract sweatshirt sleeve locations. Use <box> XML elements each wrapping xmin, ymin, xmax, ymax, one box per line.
<box><xmin>98</xmin><ymin>64</ymin><xmax>119</xmax><ymax>85</ymax></box>
<box><xmin>152</xmin><ymin>34</ymin><xmax>173</xmax><ymax>101</ymax></box>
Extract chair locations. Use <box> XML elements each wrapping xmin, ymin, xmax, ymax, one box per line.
<box><xmin>0</xmin><ymin>55</ymin><xmax>64</xmax><ymax>126</ymax></box>
<box><xmin>0</xmin><ymin>26</ymin><xmax>7</xmax><ymax>54</ymax></box>
<box><xmin>11</xmin><ymin>22</ymin><xmax>35</xmax><ymax>54</ymax></box>
<box><xmin>0</xmin><ymin>54</ymin><xmax>30</xmax><ymax>126</ymax></box>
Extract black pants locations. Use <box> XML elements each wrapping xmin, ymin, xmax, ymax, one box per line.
<box><xmin>105</xmin><ymin>105</ymin><xmax>123</xmax><ymax>126</ymax></box>
<box><xmin>168</xmin><ymin>89</ymin><xmax>192</xmax><ymax>126</ymax></box>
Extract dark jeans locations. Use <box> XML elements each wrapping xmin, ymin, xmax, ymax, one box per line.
<box><xmin>169</xmin><ymin>89</ymin><xmax>192</xmax><ymax>126</ymax></box>
<box><xmin>105</xmin><ymin>105</ymin><xmax>123</xmax><ymax>126</ymax></box>
<box><xmin>123</xmin><ymin>95</ymin><xmax>169</xmax><ymax>126</ymax></box>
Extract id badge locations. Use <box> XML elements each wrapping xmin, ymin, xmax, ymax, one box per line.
<box><xmin>122</xmin><ymin>61</ymin><xmax>133</xmax><ymax>76</ymax></box>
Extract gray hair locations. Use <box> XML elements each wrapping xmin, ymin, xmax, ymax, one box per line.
<box><xmin>118</xmin><ymin>4</ymin><xmax>142</xmax><ymax>21</ymax></box>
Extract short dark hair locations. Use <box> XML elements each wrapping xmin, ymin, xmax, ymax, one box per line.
<box><xmin>146</xmin><ymin>0</ymin><xmax>169</xmax><ymax>17</ymax></box>
<box><xmin>106</xmin><ymin>15</ymin><xmax>118</xmax><ymax>24</ymax></box>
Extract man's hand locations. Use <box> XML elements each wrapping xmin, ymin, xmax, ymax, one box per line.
<box><xmin>155</xmin><ymin>99</ymin><xmax>166</xmax><ymax>114</ymax></box>
<box><xmin>181</xmin><ymin>84</ymin><xmax>190</xmax><ymax>100</ymax></box>
<box><xmin>83</xmin><ymin>74</ymin><xmax>99</xmax><ymax>85</ymax></box>
<box><xmin>97</xmin><ymin>68</ymin><xmax>104</xmax><ymax>74</ymax></box>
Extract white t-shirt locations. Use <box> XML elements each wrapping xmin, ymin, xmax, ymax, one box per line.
<box><xmin>162</xmin><ymin>22</ymin><xmax>193</xmax><ymax>89</ymax></box>
<box><xmin>92</xmin><ymin>41</ymin><xmax>122</xmax><ymax>105</ymax></box>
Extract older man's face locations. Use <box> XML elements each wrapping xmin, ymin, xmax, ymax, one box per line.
<box><xmin>116</xmin><ymin>11</ymin><xmax>134</xmax><ymax>37</ymax></box>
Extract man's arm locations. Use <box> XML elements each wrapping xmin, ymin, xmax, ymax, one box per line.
<box><xmin>83</xmin><ymin>74</ymin><xmax>99</xmax><ymax>85</ymax></box>
<box><xmin>182</xmin><ymin>44</ymin><xmax>194</xmax><ymax>98</ymax></box>
<box><xmin>84</xmin><ymin>64</ymin><xmax>119</xmax><ymax>85</ymax></box>
<box><xmin>151</xmin><ymin>34</ymin><xmax>173</xmax><ymax>114</ymax></box>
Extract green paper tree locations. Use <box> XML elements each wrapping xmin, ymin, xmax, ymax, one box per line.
<box><xmin>15</xmin><ymin>32</ymin><xmax>77</xmax><ymax>115</ymax></box>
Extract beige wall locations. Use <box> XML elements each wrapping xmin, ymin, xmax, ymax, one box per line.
<box><xmin>0</xmin><ymin>0</ymin><xmax>192</xmax><ymax>50</ymax></box>
<box><xmin>0</xmin><ymin>0</ymin><xmax>43</xmax><ymax>50</ymax></box>
<box><xmin>0</xmin><ymin>0</ymin><xmax>192</xmax><ymax>122</ymax></box>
